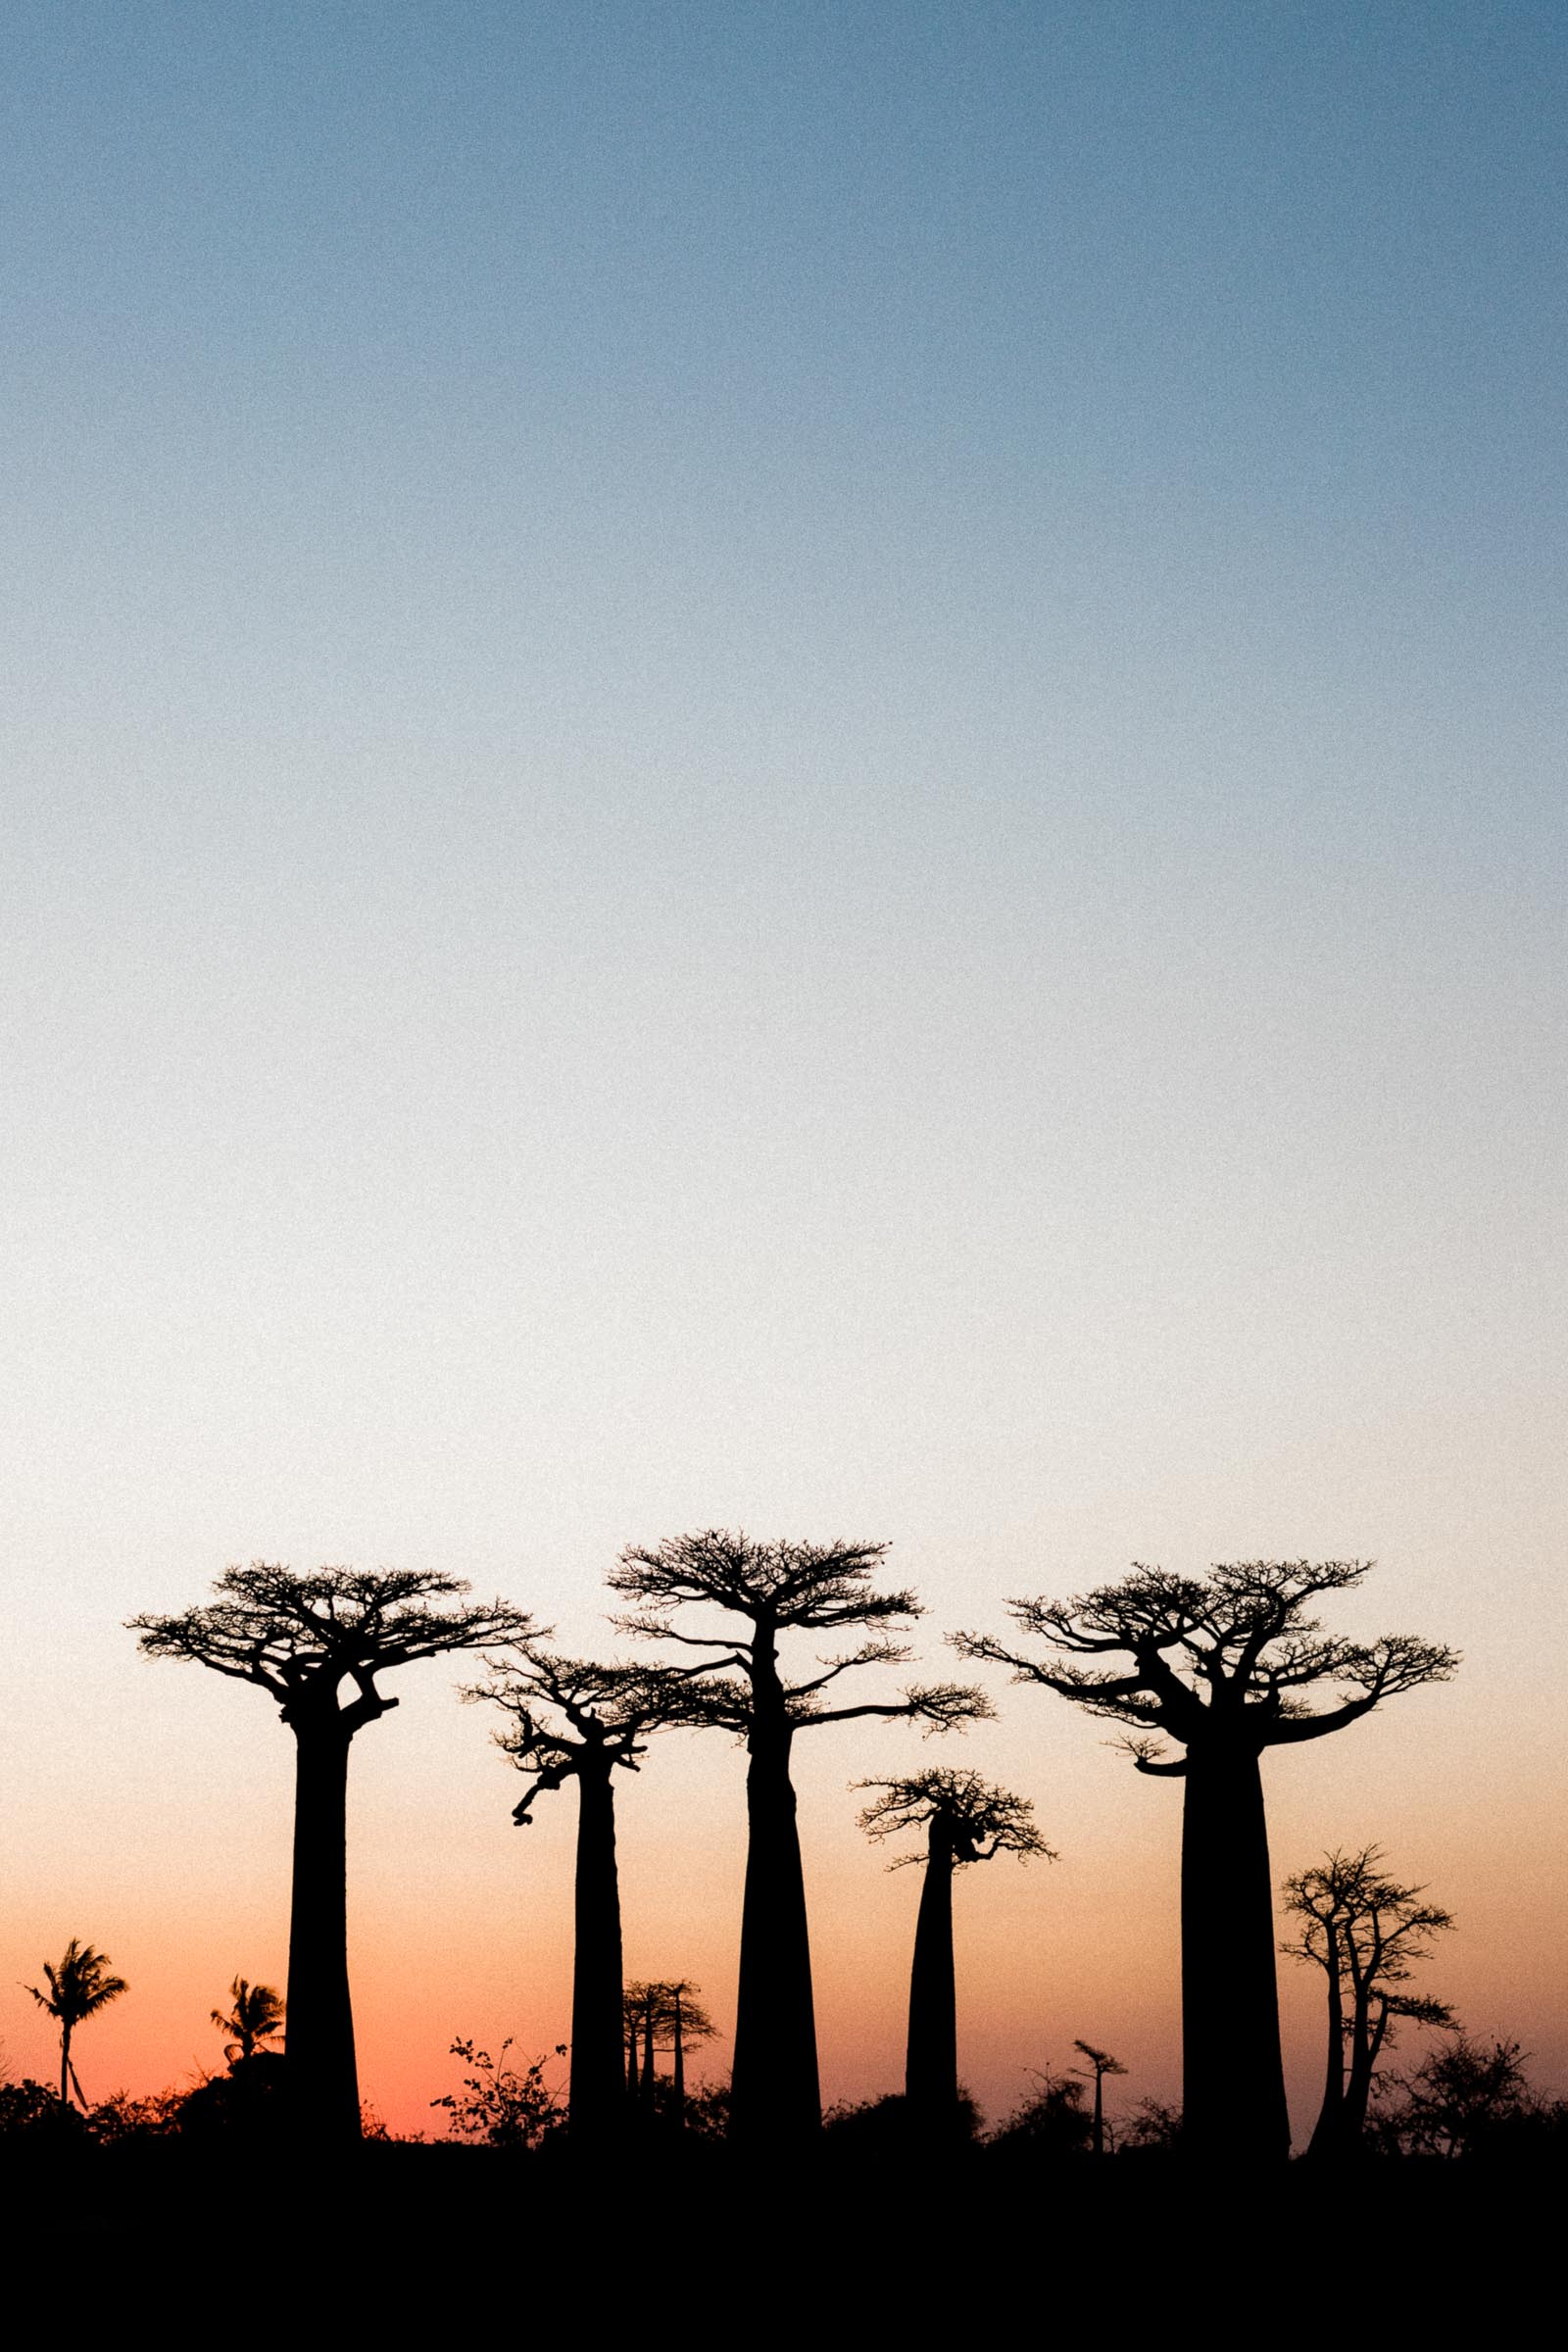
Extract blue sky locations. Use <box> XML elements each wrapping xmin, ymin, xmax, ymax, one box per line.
<box><xmin>3</xmin><ymin>3</ymin><xmax>1564</xmax><ymax>2122</ymax></box>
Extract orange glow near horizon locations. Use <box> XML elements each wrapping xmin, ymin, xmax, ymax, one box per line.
<box><xmin>6</xmin><ymin>1556</ymin><xmax>1565</xmax><ymax>2144</ymax></box>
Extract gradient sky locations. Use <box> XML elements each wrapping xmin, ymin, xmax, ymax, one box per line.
<box><xmin>3</xmin><ymin>2</ymin><xmax>1564</xmax><ymax>2136</ymax></box>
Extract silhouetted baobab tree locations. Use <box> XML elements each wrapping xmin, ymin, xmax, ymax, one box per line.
<box><xmin>25</xmin><ymin>1938</ymin><xmax>126</xmax><ymax>2107</ymax></box>
<box><xmin>622</xmin><ymin>1981</ymin><xmax>717</xmax><ymax>2123</ymax></box>
<box><xmin>857</xmin><ymin>1768</ymin><xmax>1051</xmax><ymax>2128</ymax></box>
<box><xmin>1283</xmin><ymin>1845</ymin><xmax>1454</xmax><ymax>2157</ymax></box>
<box><xmin>1071</xmin><ymin>2039</ymin><xmax>1128</xmax><ymax>2156</ymax></box>
<box><xmin>612</xmin><ymin>1530</ymin><xmax>989</xmax><ymax>2142</ymax></box>
<box><xmin>956</xmin><ymin>1559</ymin><xmax>1455</xmax><ymax>2163</ymax></box>
<box><xmin>130</xmin><ymin>1565</ymin><xmax>531</xmax><ymax>2144</ymax></box>
<box><xmin>212</xmin><ymin>1976</ymin><xmax>285</xmax><ymax>2068</ymax></box>
<box><xmin>471</xmin><ymin>1646</ymin><xmax>709</xmax><ymax>2144</ymax></box>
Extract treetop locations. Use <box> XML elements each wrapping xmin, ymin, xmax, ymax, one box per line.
<box><xmin>857</xmin><ymin>1766</ymin><xmax>1052</xmax><ymax>1866</ymax></box>
<box><xmin>954</xmin><ymin>1559</ymin><xmax>1457</xmax><ymax>1765</ymax></box>
<box><xmin>611</xmin><ymin>1529</ymin><xmax>917</xmax><ymax>1636</ymax></box>
<box><xmin>129</xmin><ymin>1563</ymin><xmax>536</xmax><ymax>1719</ymax></box>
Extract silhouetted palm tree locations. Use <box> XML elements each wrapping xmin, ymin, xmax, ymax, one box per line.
<box><xmin>956</xmin><ymin>1559</ymin><xmax>1456</xmax><ymax>2163</ymax></box>
<box><xmin>858</xmin><ymin>1768</ymin><xmax>1051</xmax><ymax>2128</ymax></box>
<box><xmin>26</xmin><ymin>1938</ymin><xmax>127</xmax><ymax>2107</ymax></box>
<box><xmin>130</xmin><ymin>1565</ymin><xmax>533</xmax><ymax>2144</ymax></box>
<box><xmin>612</xmin><ymin>1530</ymin><xmax>989</xmax><ymax>2144</ymax></box>
<box><xmin>212</xmin><ymin>1976</ymin><xmax>286</xmax><ymax>2068</ymax></box>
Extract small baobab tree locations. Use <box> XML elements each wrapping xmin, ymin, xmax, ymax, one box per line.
<box><xmin>130</xmin><ymin>1564</ymin><xmax>533</xmax><ymax>2144</ymax></box>
<box><xmin>956</xmin><ymin>1559</ymin><xmax>1456</xmax><ymax>2163</ymax></box>
<box><xmin>623</xmin><ymin>1980</ymin><xmax>718</xmax><ymax>2123</ymax></box>
<box><xmin>469</xmin><ymin>1645</ymin><xmax>706</xmax><ymax>2143</ymax></box>
<box><xmin>611</xmin><ymin>1530</ymin><xmax>989</xmax><ymax>2143</ymax></box>
<box><xmin>857</xmin><ymin>1768</ymin><xmax>1052</xmax><ymax>2128</ymax></box>
<box><xmin>1071</xmin><ymin>2039</ymin><xmax>1128</xmax><ymax>2156</ymax></box>
<box><xmin>25</xmin><ymin>1938</ymin><xmax>127</xmax><ymax>2107</ymax></box>
<box><xmin>212</xmin><ymin>1976</ymin><xmax>286</xmax><ymax>2068</ymax></box>
<box><xmin>1283</xmin><ymin>1845</ymin><xmax>1454</xmax><ymax>2157</ymax></box>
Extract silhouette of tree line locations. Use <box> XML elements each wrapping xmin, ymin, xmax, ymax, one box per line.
<box><xmin>7</xmin><ymin>1537</ymin><xmax>1560</xmax><ymax>2167</ymax></box>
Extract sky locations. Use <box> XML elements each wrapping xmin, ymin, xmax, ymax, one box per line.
<box><xmin>2</xmin><ymin>1</ymin><xmax>1564</xmax><ymax>2138</ymax></box>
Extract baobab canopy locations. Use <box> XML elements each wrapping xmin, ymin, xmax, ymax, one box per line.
<box><xmin>956</xmin><ymin>1558</ymin><xmax>1458</xmax><ymax>1768</ymax></box>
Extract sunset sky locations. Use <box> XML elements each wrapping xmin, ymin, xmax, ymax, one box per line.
<box><xmin>3</xmin><ymin>2</ymin><xmax>1564</xmax><ymax>2139</ymax></box>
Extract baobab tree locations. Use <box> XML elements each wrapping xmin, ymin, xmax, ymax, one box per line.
<box><xmin>857</xmin><ymin>1768</ymin><xmax>1051</xmax><ymax>2129</ymax></box>
<box><xmin>1071</xmin><ymin>2039</ymin><xmax>1128</xmax><ymax>2156</ymax></box>
<box><xmin>130</xmin><ymin>1564</ymin><xmax>532</xmax><ymax>2144</ymax></box>
<box><xmin>211</xmin><ymin>1976</ymin><xmax>286</xmax><ymax>2068</ymax></box>
<box><xmin>956</xmin><ymin>1559</ymin><xmax>1455</xmax><ymax>2162</ymax></box>
<box><xmin>611</xmin><ymin>1530</ymin><xmax>989</xmax><ymax>2142</ymax></box>
<box><xmin>622</xmin><ymin>1980</ymin><xmax>717</xmax><ymax>2122</ymax></box>
<box><xmin>1283</xmin><ymin>1845</ymin><xmax>1454</xmax><ymax>2156</ymax></box>
<box><xmin>26</xmin><ymin>1938</ymin><xmax>126</xmax><ymax>2107</ymax></box>
<box><xmin>469</xmin><ymin>1645</ymin><xmax>705</xmax><ymax>2143</ymax></box>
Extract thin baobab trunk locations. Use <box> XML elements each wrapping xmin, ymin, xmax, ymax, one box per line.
<box><xmin>1090</xmin><ymin>2072</ymin><xmax>1105</xmax><ymax>2158</ymax></box>
<box><xmin>284</xmin><ymin>1710</ymin><xmax>361</xmax><ymax>2143</ymax></box>
<box><xmin>905</xmin><ymin>1815</ymin><xmax>958</xmax><ymax>2119</ymax></box>
<box><xmin>568</xmin><ymin>1759</ymin><xmax>626</xmax><ymax>2140</ymax></box>
<box><xmin>1180</xmin><ymin>1743</ymin><xmax>1290</xmax><ymax>2163</ymax></box>
<box><xmin>732</xmin><ymin>1677</ymin><xmax>820</xmax><ymax>2141</ymax></box>
<box><xmin>1306</xmin><ymin>1916</ymin><xmax>1347</xmax><ymax>2158</ymax></box>
<box><xmin>640</xmin><ymin>1996</ymin><xmax>656</xmax><ymax>2110</ymax></box>
<box><xmin>672</xmin><ymin>1993</ymin><xmax>686</xmax><ymax>2123</ymax></box>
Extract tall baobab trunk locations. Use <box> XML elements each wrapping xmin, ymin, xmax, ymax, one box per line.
<box><xmin>905</xmin><ymin>1815</ymin><xmax>958</xmax><ymax>2119</ymax></box>
<box><xmin>1306</xmin><ymin>1918</ymin><xmax>1347</xmax><ymax>2159</ymax></box>
<box><xmin>672</xmin><ymin>1993</ymin><xmax>686</xmax><ymax>2124</ymax></box>
<box><xmin>732</xmin><ymin>1685</ymin><xmax>819</xmax><ymax>2142</ymax></box>
<box><xmin>568</xmin><ymin>1760</ymin><xmax>626</xmax><ymax>2141</ymax></box>
<box><xmin>1090</xmin><ymin>2071</ymin><xmax>1105</xmax><ymax>2157</ymax></box>
<box><xmin>1180</xmin><ymin>1743</ymin><xmax>1290</xmax><ymax>2163</ymax></box>
<box><xmin>284</xmin><ymin>1712</ymin><xmax>361</xmax><ymax>2143</ymax></box>
<box><xmin>626</xmin><ymin>2025</ymin><xmax>639</xmax><ymax>2098</ymax></box>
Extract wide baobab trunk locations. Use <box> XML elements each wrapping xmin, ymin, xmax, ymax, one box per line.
<box><xmin>1180</xmin><ymin>1744</ymin><xmax>1290</xmax><ymax>2163</ymax></box>
<box><xmin>732</xmin><ymin>1711</ymin><xmax>820</xmax><ymax>2142</ymax></box>
<box><xmin>284</xmin><ymin>1715</ymin><xmax>361</xmax><ymax>2143</ymax></box>
<box><xmin>1306</xmin><ymin>1921</ymin><xmax>1347</xmax><ymax>2159</ymax></box>
<box><xmin>905</xmin><ymin>1817</ymin><xmax>958</xmax><ymax>2119</ymax></box>
<box><xmin>568</xmin><ymin>1762</ymin><xmax>626</xmax><ymax>2141</ymax></box>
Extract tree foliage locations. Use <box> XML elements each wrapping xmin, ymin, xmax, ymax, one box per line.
<box><xmin>130</xmin><ymin>1564</ymin><xmax>535</xmax><ymax>1725</ymax></box>
<box><xmin>430</xmin><ymin>2037</ymin><xmax>566</xmax><ymax>2149</ymax></box>
<box><xmin>858</xmin><ymin>1767</ymin><xmax>1052</xmax><ymax>1867</ymax></box>
<box><xmin>955</xmin><ymin>1559</ymin><xmax>1456</xmax><ymax>1770</ymax></box>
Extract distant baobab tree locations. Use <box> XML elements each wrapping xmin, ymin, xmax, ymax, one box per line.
<box><xmin>857</xmin><ymin>1767</ymin><xmax>1051</xmax><ymax>2129</ymax></box>
<box><xmin>130</xmin><ymin>1565</ymin><xmax>532</xmax><ymax>2144</ymax></box>
<box><xmin>1283</xmin><ymin>1845</ymin><xmax>1454</xmax><ymax>2157</ymax></box>
<box><xmin>623</xmin><ymin>1980</ymin><xmax>717</xmax><ymax>2123</ymax></box>
<box><xmin>1071</xmin><ymin>2039</ymin><xmax>1128</xmax><ymax>2156</ymax></box>
<box><xmin>956</xmin><ymin>1559</ymin><xmax>1456</xmax><ymax>2162</ymax></box>
<box><xmin>25</xmin><ymin>1937</ymin><xmax>126</xmax><ymax>2107</ymax></box>
<box><xmin>469</xmin><ymin>1644</ymin><xmax>706</xmax><ymax>2143</ymax></box>
<box><xmin>212</xmin><ymin>1976</ymin><xmax>286</xmax><ymax>2068</ymax></box>
<box><xmin>612</xmin><ymin>1530</ymin><xmax>990</xmax><ymax>2142</ymax></box>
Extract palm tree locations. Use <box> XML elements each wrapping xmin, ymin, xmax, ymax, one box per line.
<box><xmin>212</xmin><ymin>1976</ymin><xmax>286</xmax><ymax>2067</ymax></box>
<box><xmin>26</xmin><ymin>1938</ymin><xmax>127</xmax><ymax>2107</ymax></box>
